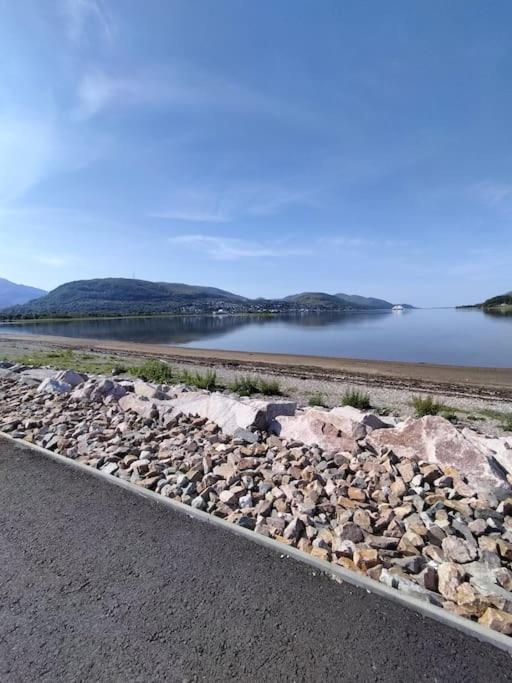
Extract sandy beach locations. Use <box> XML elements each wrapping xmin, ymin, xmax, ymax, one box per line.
<box><xmin>1</xmin><ymin>331</ymin><xmax>512</xmax><ymax>398</ymax></box>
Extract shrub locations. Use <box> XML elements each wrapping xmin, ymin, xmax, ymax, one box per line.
<box><xmin>502</xmin><ymin>413</ymin><xmax>512</xmax><ymax>432</ymax></box>
<box><xmin>229</xmin><ymin>374</ymin><xmax>283</xmax><ymax>396</ymax></box>
<box><xmin>411</xmin><ymin>395</ymin><xmax>446</xmax><ymax>418</ymax></box>
<box><xmin>341</xmin><ymin>388</ymin><xmax>371</xmax><ymax>410</ymax></box>
<box><xmin>132</xmin><ymin>359</ymin><xmax>174</xmax><ymax>384</ymax></box>
<box><xmin>308</xmin><ymin>392</ymin><xmax>328</xmax><ymax>407</ymax></box>
<box><xmin>258</xmin><ymin>378</ymin><xmax>282</xmax><ymax>396</ymax></box>
<box><xmin>180</xmin><ymin>369</ymin><xmax>218</xmax><ymax>390</ymax></box>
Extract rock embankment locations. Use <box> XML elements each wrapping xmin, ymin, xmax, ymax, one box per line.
<box><xmin>1</xmin><ymin>361</ymin><xmax>512</xmax><ymax>637</ymax></box>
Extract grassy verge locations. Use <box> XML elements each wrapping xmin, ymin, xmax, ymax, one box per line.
<box><xmin>228</xmin><ymin>374</ymin><xmax>283</xmax><ymax>397</ymax></box>
<box><xmin>341</xmin><ymin>388</ymin><xmax>371</xmax><ymax>410</ymax></box>
<box><xmin>1</xmin><ymin>350</ymin><xmax>285</xmax><ymax>397</ymax></box>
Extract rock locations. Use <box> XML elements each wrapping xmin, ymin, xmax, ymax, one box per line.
<box><xmin>167</xmin><ymin>392</ymin><xmax>296</xmax><ymax>436</ymax></box>
<box><xmin>353</xmin><ymin>548</ymin><xmax>379</xmax><ymax>571</ymax></box>
<box><xmin>463</xmin><ymin>431</ymin><xmax>512</xmax><ymax>479</ymax></box>
<box><xmin>72</xmin><ymin>378</ymin><xmax>127</xmax><ymax>402</ymax></box>
<box><xmin>337</xmin><ymin>523</ymin><xmax>364</xmax><ymax>544</ymax></box>
<box><xmin>438</xmin><ymin>563</ymin><xmax>462</xmax><ymax>601</ymax></box>
<box><xmin>330</xmin><ymin>405</ymin><xmax>391</xmax><ymax>435</ymax></box>
<box><xmin>283</xmin><ymin>517</ymin><xmax>305</xmax><ymax>541</ymax></box>
<box><xmin>273</xmin><ymin>408</ymin><xmax>361</xmax><ymax>453</ymax></box>
<box><xmin>191</xmin><ymin>495</ymin><xmax>207</xmax><ymax>510</ymax></box>
<box><xmin>441</xmin><ymin>536</ymin><xmax>478</xmax><ymax>564</ymax></box>
<box><xmin>133</xmin><ymin>380</ymin><xmax>168</xmax><ymax>400</ymax></box>
<box><xmin>233</xmin><ymin>427</ymin><xmax>259</xmax><ymax>444</ymax></box>
<box><xmin>55</xmin><ymin>369</ymin><xmax>88</xmax><ymax>387</ymax></box>
<box><xmin>367</xmin><ymin>416</ymin><xmax>506</xmax><ymax>491</ymax></box>
<box><xmin>118</xmin><ymin>394</ymin><xmax>159</xmax><ymax>420</ymax></box>
<box><xmin>37</xmin><ymin>377</ymin><xmax>73</xmax><ymax>395</ymax></box>
<box><xmin>479</xmin><ymin>607</ymin><xmax>512</xmax><ymax>635</ymax></box>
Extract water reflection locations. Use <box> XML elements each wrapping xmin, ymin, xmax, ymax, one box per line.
<box><xmin>1</xmin><ymin>308</ymin><xmax>511</xmax><ymax>366</ymax></box>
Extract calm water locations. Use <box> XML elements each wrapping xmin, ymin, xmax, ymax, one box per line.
<box><xmin>2</xmin><ymin>308</ymin><xmax>511</xmax><ymax>367</ymax></box>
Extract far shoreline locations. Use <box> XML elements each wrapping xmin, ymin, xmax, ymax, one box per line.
<box><xmin>1</xmin><ymin>331</ymin><xmax>512</xmax><ymax>398</ymax></box>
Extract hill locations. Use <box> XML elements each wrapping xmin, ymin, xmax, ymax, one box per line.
<box><xmin>0</xmin><ymin>278</ymin><xmax>415</xmax><ymax>318</ymax></box>
<box><xmin>0</xmin><ymin>278</ymin><xmax>46</xmax><ymax>309</ymax></box>
<box><xmin>1</xmin><ymin>278</ymin><xmax>248</xmax><ymax>317</ymax></box>
<box><xmin>482</xmin><ymin>291</ymin><xmax>512</xmax><ymax>308</ymax></box>
<box><xmin>457</xmin><ymin>291</ymin><xmax>512</xmax><ymax>309</ymax></box>
<box><xmin>335</xmin><ymin>293</ymin><xmax>415</xmax><ymax>309</ymax></box>
<box><xmin>283</xmin><ymin>292</ymin><xmax>355</xmax><ymax>310</ymax></box>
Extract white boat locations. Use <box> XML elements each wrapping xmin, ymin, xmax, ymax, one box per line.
<box><xmin>392</xmin><ymin>304</ymin><xmax>404</xmax><ymax>311</ymax></box>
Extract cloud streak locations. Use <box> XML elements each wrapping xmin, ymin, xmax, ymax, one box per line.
<box><xmin>75</xmin><ymin>64</ymin><xmax>316</xmax><ymax>124</ymax></box>
<box><xmin>169</xmin><ymin>234</ymin><xmax>310</xmax><ymax>261</ymax></box>
<box><xmin>61</xmin><ymin>0</ymin><xmax>115</xmax><ymax>45</ymax></box>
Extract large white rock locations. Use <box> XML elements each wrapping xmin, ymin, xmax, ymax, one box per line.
<box><xmin>133</xmin><ymin>380</ymin><xmax>168</xmax><ymax>400</ymax></box>
<box><xmin>37</xmin><ymin>377</ymin><xmax>73</xmax><ymax>395</ymax></box>
<box><xmin>118</xmin><ymin>393</ymin><xmax>160</xmax><ymax>420</ymax></box>
<box><xmin>71</xmin><ymin>378</ymin><xmax>127</xmax><ymax>402</ymax></box>
<box><xmin>19</xmin><ymin>368</ymin><xmax>57</xmax><ymax>385</ymax></box>
<box><xmin>165</xmin><ymin>392</ymin><xmax>296</xmax><ymax>435</ymax></box>
<box><xmin>367</xmin><ymin>416</ymin><xmax>507</xmax><ymax>492</ymax></box>
<box><xmin>272</xmin><ymin>407</ymin><xmax>363</xmax><ymax>453</ymax></box>
<box><xmin>329</xmin><ymin>406</ymin><xmax>392</xmax><ymax>436</ymax></box>
<box><xmin>55</xmin><ymin>369</ymin><xmax>88</xmax><ymax>387</ymax></box>
<box><xmin>462</xmin><ymin>430</ymin><xmax>512</xmax><ymax>479</ymax></box>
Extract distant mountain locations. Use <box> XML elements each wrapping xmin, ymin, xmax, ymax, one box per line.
<box><xmin>335</xmin><ymin>293</ymin><xmax>414</xmax><ymax>309</ymax></box>
<box><xmin>458</xmin><ymin>291</ymin><xmax>512</xmax><ymax>309</ymax></box>
<box><xmin>482</xmin><ymin>291</ymin><xmax>512</xmax><ymax>307</ymax></box>
<box><xmin>0</xmin><ymin>278</ymin><xmax>46</xmax><ymax>309</ymax></box>
<box><xmin>1</xmin><ymin>278</ymin><xmax>248</xmax><ymax>317</ymax></box>
<box><xmin>283</xmin><ymin>292</ymin><xmax>352</xmax><ymax>310</ymax></box>
<box><xmin>0</xmin><ymin>277</ymin><xmax>415</xmax><ymax>318</ymax></box>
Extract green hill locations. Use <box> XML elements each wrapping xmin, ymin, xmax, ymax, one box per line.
<box><xmin>335</xmin><ymin>293</ymin><xmax>414</xmax><ymax>309</ymax></box>
<box><xmin>0</xmin><ymin>278</ymin><xmax>415</xmax><ymax>318</ymax></box>
<box><xmin>483</xmin><ymin>291</ymin><xmax>512</xmax><ymax>307</ymax></box>
<box><xmin>283</xmin><ymin>292</ymin><xmax>354</xmax><ymax>309</ymax></box>
<box><xmin>1</xmin><ymin>278</ymin><xmax>248</xmax><ymax>317</ymax></box>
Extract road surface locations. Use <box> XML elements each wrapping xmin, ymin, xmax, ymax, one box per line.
<box><xmin>0</xmin><ymin>437</ymin><xmax>510</xmax><ymax>682</ymax></box>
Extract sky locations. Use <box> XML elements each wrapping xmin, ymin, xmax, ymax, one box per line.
<box><xmin>1</xmin><ymin>0</ymin><xmax>512</xmax><ymax>307</ymax></box>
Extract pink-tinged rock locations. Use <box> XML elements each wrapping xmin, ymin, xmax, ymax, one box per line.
<box><xmin>166</xmin><ymin>392</ymin><xmax>296</xmax><ymax>436</ymax></box>
<box><xmin>462</xmin><ymin>430</ymin><xmax>512</xmax><ymax>480</ymax></box>
<box><xmin>273</xmin><ymin>408</ymin><xmax>362</xmax><ymax>453</ymax></box>
<box><xmin>330</xmin><ymin>406</ymin><xmax>392</xmax><ymax>434</ymax></box>
<box><xmin>118</xmin><ymin>394</ymin><xmax>159</xmax><ymax>420</ymax></box>
<box><xmin>133</xmin><ymin>380</ymin><xmax>168</xmax><ymax>400</ymax></box>
<box><xmin>367</xmin><ymin>416</ymin><xmax>506</xmax><ymax>492</ymax></box>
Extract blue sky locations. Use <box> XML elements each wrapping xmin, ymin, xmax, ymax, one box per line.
<box><xmin>1</xmin><ymin>1</ymin><xmax>511</xmax><ymax>306</ymax></box>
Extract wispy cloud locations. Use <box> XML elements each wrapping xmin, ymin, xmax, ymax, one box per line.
<box><xmin>473</xmin><ymin>181</ymin><xmax>512</xmax><ymax>206</ymax></box>
<box><xmin>61</xmin><ymin>0</ymin><xmax>115</xmax><ymax>45</ymax></box>
<box><xmin>169</xmin><ymin>234</ymin><xmax>310</xmax><ymax>261</ymax></box>
<box><xmin>320</xmin><ymin>236</ymin><xmax>408</xmax><ymax>248</ymax></box>
<box><xmin>151</xmin><ymin>184</ymin><xmax>318</xmax><ymax>224</ymax></box>
<box><xmin>76</xmin><ymin>65</ymin><xmax>316</xmax><ymax>123</ymax></box>
<box><xmin>35</xmin><ymin>255</ymin><xmax>70</xmax><ymax>267</ymax></box>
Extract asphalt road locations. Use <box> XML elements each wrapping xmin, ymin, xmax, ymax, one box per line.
<box><xmin>0</xmin><ymin>438</ymin><xmax>511</xmax><ymax>682</ymax></box>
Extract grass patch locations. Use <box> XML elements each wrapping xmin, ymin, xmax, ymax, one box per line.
<box><xmin>411</xmin><ymin>395</ymin><xmax>452</xmax><ymax>418</ymax></box>
<box><xmin>341</xmin><ymin>388</ymin><xmax>371</xmax><ymax>410</ymax></box>
<box><xmin>308</xmin><ymin>392</ymin><xmax>328</xmax><ymax>407</ymax></box>
<box><xmin>501</xmin><ymin>413</ymin><xmax>512</xmax><ymax>432</ymax></box>
<box><xmin>9</xmin><ymin>349</ymin><xmax>122</xmax><ymax>375</ymax></box>
<box><xmin>228</xmin><ymin>374</ymin><xmax>283</xmax><ymax>396</ymax></box>
<box><xmin>131</xmin><ymin>359</ymin><xmax>175</xmax><ymax>384</ymax></box>
<box><xmin>180</xmin><ymin>369</ymin><xmax>218</xmax><ymax>391</ymax></box>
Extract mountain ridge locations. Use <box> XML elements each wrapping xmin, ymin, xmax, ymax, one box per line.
<box><xmin>0</xmin><ymin>278</ymin><xmax>47</xmax><ymax>310</ymax></box>
<box><xmin>0</xmin><ymin>278</ymin><xmax>414</xmax><ymax>318</ymax></box>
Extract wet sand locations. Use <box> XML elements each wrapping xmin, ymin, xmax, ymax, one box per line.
<box><xmin>1</xmin><ymin>331</ymin><xmax>512</xmax><ymax>400</ymax></box>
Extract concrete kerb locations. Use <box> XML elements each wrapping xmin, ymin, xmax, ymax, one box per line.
<box><xmin>1</xmin><ymin>430</ymin><xmax>511</xmax><ymax>656</ymax></box>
